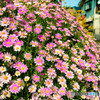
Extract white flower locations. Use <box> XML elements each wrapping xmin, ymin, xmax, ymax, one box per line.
<box><xmin>24</xmin><ymin>76</ymin><xmax>30</xmax><ymax>82</ymax></box>
<box><xmin>3</xmin><ymin>52</ymin><xmax>12</xmax><ymax>62</ymax></box>
<box><xmin>73</xmin><ymin>82</ymin><xmax>80</xmax><ymax>91</ymax></box>
<box><xmin>77</xmin><ymin>69</ymin><xmax>82</xmax><ymax>74</ymax></box>
<box><xmin>28</xmin><ymin>85</ymin><xmax>36</xmax><ymax>93</ymax></box>
<box><xmin>45</xmin><ymin>79</ymin><xmax>53</xmax><ymax>87</ymax></box>
<box><xmin>58</xmin><ymin>76</ymin><xmax>66</xmax><ymax>85</ymax></box>
<box><xmin>14</xmin><ymin>45</ymin><xmax>21</xmax><ymax>51</ymax></box>
<box><xmin>15</xmin><ymin>71</ymin><xmax>21</xmax><ymax>76</ymax></box>
<box><xmin>1</xmin><ymin>73</ymin><xmax>12</xmax><ymax>84</ymax></box>
<box><xmin>0</xmin><ymin>66</ymin><xmax>6</xmax><ymax>73</ymax></box>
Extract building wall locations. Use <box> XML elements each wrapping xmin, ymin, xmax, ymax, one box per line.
<box><xmin>81</xmin><ymin>0</ymin><xmax>100</xmax><ymax>40</ymax></box>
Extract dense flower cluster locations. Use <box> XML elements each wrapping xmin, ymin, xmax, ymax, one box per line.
<box><xmin>0</xmin><ymin>0</ymin><xmax>100</xmax><ymax>100</ymax></box>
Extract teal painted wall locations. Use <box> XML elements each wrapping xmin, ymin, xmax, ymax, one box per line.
<box><xmin>81</xmin><ymin>0</ymin><xmax>96</xmax><ymax>19</ymax></box>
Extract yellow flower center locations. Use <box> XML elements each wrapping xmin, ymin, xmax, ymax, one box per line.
<box><xmin>4</xmin><ymin>76</ymin><xmax>8</xmax><ymax>80</ymax></box>
<box><xmin>37</xmin><ymin>59</ymin><xmax>41</xmax><ymax>63</ymax></box>
<box><xmin>61</xmin><ymin>90</ymin><xmax>64</xmax><ymax>93</ymax></box>
<box><xmin>4</xmin><ymin>91</ymin><xmax>8</xmax><ymax>95</ymax></box>
<box><xmin>21</xmin><ymin>67</ymin><xmax>25</xmax><ymax>70</ymax></box>
<box><xmin>13</xmin><ymin>86</ymin><xmax>17</xmax><ymax>90</ymax></box>
<box><xmin>3</xmin><ymin>21</ymin><xmax>7</xmax><ymax>24</ymax></box>
<box><xmin>46</xmin><ymin>90</ymin><xmax>49</xmax><ymax>93</ymax></box>
<box><xmin>1</xmin><ymin>32</ymin><xmax>5</xmax><ymax>34</ymax></box>
<box><xmin>7</xmin><ymin>42</ymin><xmax>10</xmax><ymax>44</ymax></box>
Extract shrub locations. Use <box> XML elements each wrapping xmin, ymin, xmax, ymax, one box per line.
<box><xmin>0</xmin><ymin>0</ymin><xmax>100</xmax><ymax>100</ymax></box>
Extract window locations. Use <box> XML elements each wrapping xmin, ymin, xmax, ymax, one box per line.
<box><xmin>96</xmin><ymin>0</ymin><xmax>100</xmax><ymax>13</ymax></box>
<box><xmin>85</xmin><ymin>0</ymin><xmax>92</xmax><ymax>11</ymax></box>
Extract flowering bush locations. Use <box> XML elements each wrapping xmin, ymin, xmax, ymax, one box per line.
<box><xmin>0</xmin><ymin>0</ymin><xmax>100</xmax><ymax>100</ymax></box>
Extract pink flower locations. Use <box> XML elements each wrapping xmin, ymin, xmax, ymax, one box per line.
<box><xmin>36</xmin><ymin>24</ymin><xmax>43</xmax><ymax>29</ymax></box>
<box><xmin>36</xmin><ymin>66</ymin><xmax>43</xmax><ymax>72</ymax></box>
<box><xmin>10</xmin><ymin>24</ymin><xmax>16</xmax><ymax>30</ymax></box>
<box><xmin>66</xmin><ymin>91</ymin><xmax>73</xmax><ymax>98</ymax></box>
<box><xmin>34</xmin><ymin>57</ymin><xmax>44</xmax><ymax>65</ymax></box>
<box><xmin>18</xmin><ymin>8</ymin><xmax>27</xmax><ymax>15</ymax></box>
<box><xmin>9</xmin><ymin>34</ymin><xmax>17</xmax><ymax>41</ymax></box>
<box><xmin>78</xmin><ymin>74</ymin><xmax>83</xmax><ymax>80</ymax></box>
<box><xmin>58</xmin><ymin>87</ymin><xmax>66</xmax><ymax>96</ymax></box>
<box><xmin>47</xmin><ymin>68</ymin><xmax>55</xmax><ymax>75</ymax></box>
<box><xmin>66</xmin><ymin>71</ymin><xmax>74</xmax><ymax>79</ymax></box>
<box><xmin>55</xmin><ymin>33</ymin><xmax>62</xmax><ymax>39</ymax></box>
<box><xmin>38</xmin><ymin>35</ymin><xmax>46</xmax><ymax>41</ymax></box>
<box><xmin>0</xmin><ymin>52</ymin><xmax>3</xmax><ymax>59</ymax></box>
<box><xmin>34</xmin><ymin>28</ymin><xmax>41</xmax><ymax>34</ymax></box>
<box><xmin>3</xmin><ymin>39</ymin><xmax>13</xmax><ymax>47</ymax></box>
<box><xmin>55</xmin><ymin>63</ymin><xmax>62</xmax><ymax>70</ymax></box>
<box><xmin>10</xmin><ymin>83</ymin><xmax>20</xmax><ymax>94</ymax></box>
<box><xmin>30</xmin><ymin>41</ymin><xmax>38</xmax><ymax>47</ymax></box>
<box><xmin>55</xmin><ymin>14</ymin><xmax>61</xmax><ymax>19</ymax></box>
<box><xmin>86</xmin><ymin>76</ymin><xmax>92</xmax><ymax>82</ymax></box>
<box><xmin>25</xmin><ymin>25</ymin><xmax>32</xmax><ymax>32</ymax></box>
<box><xmin>45</xmin><ymin>79</ymin><xmax>53</xmax><ymax>87</ymax></box>
<box><xmin>19</xmin><ymin>64</ymin><xmax>28</xmax><ymax>73</ymax></box>
<box><xmin>46</xmin><ymin>42</ymin><xmax>56</xmax><ymax>49</ymax></box>
<box><xmin>32</xmin><ymin>75</ymin><xmax>40</xmax><ymax>82</ymax></box>
<box><xmin>24</xmin><ymin>53</ymin><xmax>32</xmax><ymax>60</ymax></box>
<box><xmin>51</xmin><ymin>25</ymin><xmax>57</xmax><ymax>30</ymax></box>
<box><xmin>13</xmin><ymin>62</ymin><xmax>23</xmax><ymax>69</ymax></box>
<box><xmin>27</xmin><ymin>13</ymin><xmax>34</xmax><ymax>18</ymax></box>
<box><xmin>16</xmin><ymin>15</ymin><xmax>23</xmax><ymax>21</ymax></box>
<box><xmin>51</xmin><ymin>86</ymin><xmax>58</xmax><ymax>93</ymax></box>
<box><xmin>14</xmin><ymin>40</ymin><xmax>23</xmax><ymax>46</ymax></box>
<box><xmin>44</xmin><ymin>88</ymin><xmax>52</xmax><ymax>96</ymax></box>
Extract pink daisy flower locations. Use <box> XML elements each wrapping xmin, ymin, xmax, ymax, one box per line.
<box><xmin>78</xmin><ymin>74</ymin><xmax>83</xmax><ymax>80</ymax></box>
<box><xmin>13</xmin><ymin>62</ymin><xmax>24</xmax><ymax>70</ymax></box>
<box><xmin>0</xmin><ymin>18</ymin><xmax>10</xmax><ymax>26</ymax></box>
<box><xmin>46</xmin><ymin>42</ymin><xmax>56</xmax><ymax>49</ymax></box>
<box><xmin>10</xmin><ymin>24</ymin><xmax>17</xmax><ymax>30</ymax></box>
<box><xmin>50</xmin><ymin>25</ymin><xmax>57</xmax><ymax>30</ymax></box>
<box><xmin>58</xmin><ymin>87</ymin><xmax>66</xmax><ymax>96</ymax></box>
<box><xmin>27</xmin><ymin>13</ymin><xmax>34</xmax><ymax>18</ymax></box>
<box><xmin>55</xmin><ymin>33</ymin><xmax>62</xmax><ymax>40</ymax></box>
<box><xmin>38</xmin><ymin>87</ymin><xmax>45</xmax><ymax>97</ymax></box>
<box><xmin>34</xmin><ymin>28</ymin><xmax>41</xmax><ymax>34</ymax></box>
<box><xmin>36</xmin><ymin>24</ymin><xmax>43</xmax><ymax>29</ymax></box>
<box><xmin>28</xmin><ymin>85</ymin><xmax>37</xmax><ymax>93</ymax></box>
<box><xmin>19</xmin><ymin>64</ymin><xmax>28</xmax><ymax>73</ymax></box>
<box><xmin>36</xmin><ymin>66</ymin><xmax>43</xmax><ymax>72</ymax></box>
<box><xmin>3</xmin><ymin>39</ymin><xmax>13</xmax><ymax>47</ymax></box>
<box><xmin>38</xmin><ymin>35</ymin><xmax>46</xmax><ymax>41</ymax></box>
<box><xmin>25</xmin><ymin>25</ymin><xmax>32</xmax><ymax>32</ymax></box>
<box><xmin>47</xmin><ymin>68</ymin><xmax>55</xmax><ymax>75</ymax></box>
<box><xmin>55</xmin><ymin>14</ymin><xmax>61</xmax><ymax>19</ymax></box>
<box><xmin>66</xmin><ymin>71</ymin><xmax>74</xmax><ymax>79</ymax></box>
<box><xmin>38</xmin><ymin>50</ymin><xmax>46</xmax><ymax>57</ymax></box>
<box><xmin>16</xmin><ymin>15</ymin><xmax>23</xmax><ymax>21</ymax></box>
<box><xmin>14</xmin><ymin>40</ymin><xmax>23</xmax><ymax>46</ymax></box>
<box><xmin>9</xmin><ymin>34</ymin><xmax>17</xmax><ymax>41</ymax></box>
<box><xmin>34</xmin><ymin>57</ymin><xmax>44</xmax><ymax>65</ymax></box>
<box><xmin>86</xmin><ymin>76</ymin><xmax>92</xmax><ymax>82</ymax></box>
<box><xmin>51</xmin><ymin>86</ymin><xmax>58</xmax><ymax>93</ymax></box>
<box><xmin>24</xmin><ymin>52</ymin><xmax>32</xmax><ymax>60</ymax></box>
<box><xmin>32</xmin><ymin>75</ymin><xmax>40</xmax><ymax>82</ymax></box>
<box><xmin>45</xmin><ymin>79</ymin><xmax>53</xmax><ymax>87</ymax></box>
<box><xmin>55</xmin><ymin>63</ymin><xmax>62</xmax><ymax>70</ymax></box>
<box><xmin>18</xmin><ymin>8</ymin><xmax>27</xmax><ymax>15</ymax></box>
<box><xmin>30</xmin><ymin>41</ymin><xmax>38</xmax><ymax>47</ymax></box>
<box><xmin>10</xmin><ymin>83</ymin><xmax>20</xmax><ymax>94</ymax></box>
<box><xmin>0</xmin><ymin>52</ymin><xmax>3</xmax><ymax>59</ymax></box>
<box><xmin>44</xmin><ymin>88</ymin><xmax>52</xmax><ymax>96</ymax></box>
<box><xmin>73</xmin><ymin>82</ymin><xmax>80</xmax><ymax>91</ymax></box>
